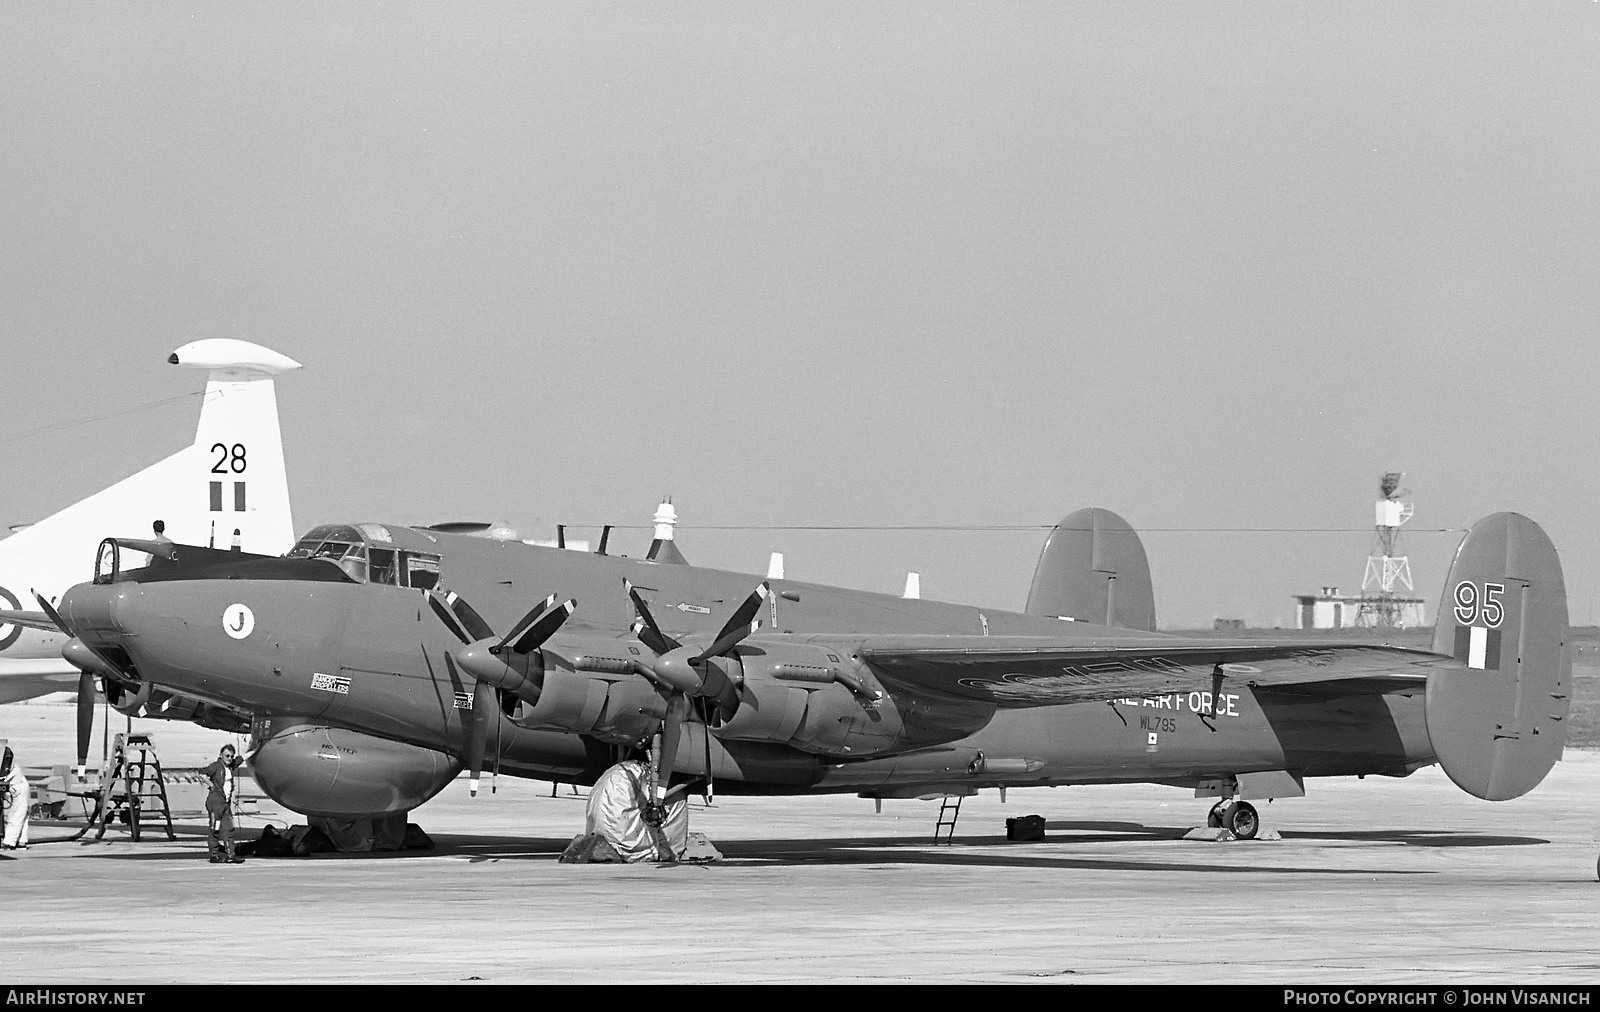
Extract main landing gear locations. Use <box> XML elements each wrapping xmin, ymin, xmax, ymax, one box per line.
<box><xmin>1206</xmin><ymin>800</ymin><xmax>1260</xmax><ymax>840</ymax></box>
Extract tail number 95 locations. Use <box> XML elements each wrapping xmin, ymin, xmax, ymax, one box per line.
<box><xmin>1454</xmin><ymin>581</ymin><xmax>1505</xmax><ymax>628</ymax></box>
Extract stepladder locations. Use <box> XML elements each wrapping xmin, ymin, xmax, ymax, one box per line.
<box><xmin>82</xmin><ymin>732</ymin><xmax>176</xmax><ymax>842</ymax></box>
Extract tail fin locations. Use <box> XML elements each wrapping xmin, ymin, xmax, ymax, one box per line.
<box><xmin>0</xmin><ymin>340</ymin><xmax>300</xmax><ymax>601</ymax></box>
<box><xmin>1426</xmin><ymin>512</ymin><xmax>1570</xmax><ymax>801</ymax></box>
<box><xmin>172</xmin><ymin>339</ymin><xmax>299</xmax><ymax>553</ymax></box>
<box><xmin>1025</xmin><ymin>508</ymin><xmax>1157</xmax><ymax>631</ymax></box>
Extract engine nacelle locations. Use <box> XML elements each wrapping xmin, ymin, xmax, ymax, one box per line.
<box><xmin>517</xmin><ymin>668</ymin><xmax>668</xmax><ymax>746</ymax></box>
<box><xmin>250</xmin><ymin>722</ymin><xmax>460</xmax><ymax>818</ymax></box>
<box><xmin>718</xmin><ymin>643</ymin><xmax>904</xmax><ymax>757</ymax></box>
<box><xmin>513</xmin><ymin>638</ymin><xmax>671</xmax><ymax>746</ymax></box>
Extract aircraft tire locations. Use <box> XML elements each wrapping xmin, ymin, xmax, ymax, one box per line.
<box><xmin>1206</xmin><ymin>803</ymin><xmax>1225</xmax><ymax>829</ymax></box>
<box><xmin>1226</xmin><ymin>802</ymin><xmax>1259</xmax><ymax>841</ymax></box>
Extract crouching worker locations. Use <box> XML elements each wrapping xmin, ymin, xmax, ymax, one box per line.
<box><xmin>201</xmin><ymin>744</ymin><xmax>244</xmax><ymax>864</ymax></box>
<box><xmin>1</xmin><ymin>743</ymin><xmax>29</xmax><ymax>851</ymax></box>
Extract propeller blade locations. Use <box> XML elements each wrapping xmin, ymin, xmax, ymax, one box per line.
<box><xmin>75</xmin><ymin>670</ymin><xmax>95</xmax><ymax>778</ymax></box>
<box><xmin>495</xmin><ymin>595</ymin><xmax>555</xmax><ymax>654</ymax></box>
<box><xmin>466</xmin><ymin>679</ymin><xmax>494</xmax><ymax>797</ymax></box>
<box><xmin>656</xmin><ymin>694</ymin><xmax>689</xmax><ymax>791</ymax></box>
<box><xmin>426</xmin><ymin>592</ymin><xmax>473</xmax><ymax>645</ymax></box>
<box><xmin>508</xmin><ymin>599</ymin><xmax>575</xmax><ymax>655</ymax></box>
<box><xmin>446</xmin><ymin>592</ymin><xmax>496</xmax><ymax>642</ymax></box>
<box><xmin>693</xmin><ymin>582</ymin><xmax>770</xmax><ymax>663</ymax></box>
<box><xmin>626</xmin><ymin>580</ymin><xmax>680</xmax><ymax>654</ymax></box>
<box><xmin>33</xmin><ymin>592</ymin><xmax>71</xmax><ymax>636</ymax></box>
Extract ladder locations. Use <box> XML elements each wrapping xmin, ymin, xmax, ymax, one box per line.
<box><xmin>83</xmin><ymin>733</ymin><xmax>176</xmax><ymax>842</ymax></box>
<box><xmin>932</xmin><ymin>794</ymin><xmax>963</xmax><ymax>844</ymax></box>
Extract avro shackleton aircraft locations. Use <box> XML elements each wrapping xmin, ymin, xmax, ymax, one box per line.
<box><xmin>43</xmin><ymin>504</ymin><xmax>1568</xmax><ymax>840</ymax></box>
<box><xmin>0</xmin><ymin>340</ymin><xmax>299</xmax><ymax>757</ymax></box>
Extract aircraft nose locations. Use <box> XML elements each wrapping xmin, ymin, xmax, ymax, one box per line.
<box><xmin>59</xmin><ymin>581</ymin><xmax>131</xmax><ymax>644</ymax></box>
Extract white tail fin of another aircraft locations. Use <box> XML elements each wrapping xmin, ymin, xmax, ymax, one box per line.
<box><xmin>0</xmin><ymin>339</ymin><xmax>300</xmax><ymax>699</ymax></box>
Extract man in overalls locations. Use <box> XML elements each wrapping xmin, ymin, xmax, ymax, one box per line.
<box><xmin>200</xmin><ymin>744</ymin><xmax>244</xmax><ymax>864</ymax></box>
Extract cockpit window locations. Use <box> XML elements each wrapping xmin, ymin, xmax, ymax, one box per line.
<box><xmin>280</xmin><ymin>526</ymin><xmax>440</xmax><ymax>590</ymax></box>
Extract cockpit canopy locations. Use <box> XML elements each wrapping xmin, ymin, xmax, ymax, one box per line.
<box><xmin>284</xmin><ymin>523</ymin><xmax>441</xmax><ymax>589</ymax></box>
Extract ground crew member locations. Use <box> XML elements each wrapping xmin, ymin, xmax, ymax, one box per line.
<box><xmin>151</xmin><ymin>520</ymin><xmax>173</xmax><ymax>546</ymax></box>
<box><xmin>1</xmin><ymin>743</ymin><xmax>30</xmax><ymax>850</ymax></box>
<box><xmin>201</xmin><ymin>744</ymin><xmax>244</xmax><ymax>864</ymax></box>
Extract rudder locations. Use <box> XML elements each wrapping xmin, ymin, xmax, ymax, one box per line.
<box><xmin>1025</xmin><ymin>508</ymin><xmax>1156</xmax><ymax>631</ymax></box>
<box><xmin>1427</xmin><ymin>512</ymin><xmax>1570</xmax><ymax>801</ymax></box>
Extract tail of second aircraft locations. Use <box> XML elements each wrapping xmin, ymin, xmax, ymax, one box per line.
<box><xmin>1024</xmin><ymin>507</ymin><xmax>1157</xmax><ymax>631</ymax></box>
<box><xmin>0</xmin><ymin>339</ymin><xmax>300</xmax><ymax>606</ymax></box>
<box><xmin>1426</xmin><ymin>512</ymin><xmax>1570</xmax><ymax>801</ymax></box>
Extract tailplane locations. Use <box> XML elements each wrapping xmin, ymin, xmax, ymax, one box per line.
<box><xmin>1025</xmin><ymin>508</ymin><xmax>1156</xmax><ymax>631</ymax></box>
<box><xmin>1426</xmin><ymin>512</ymin><xmax>1570</xmax><ymax>801</ymax></box>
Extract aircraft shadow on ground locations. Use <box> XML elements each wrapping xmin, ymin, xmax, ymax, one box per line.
<box><xmin>421</xmin><ymin>826</ymin><xmax>1540</xmax><ymax>873</ymax></box>
<box><xmin>1277</xmin><ymin>829</ymin><xmax>1547</xmax><ymax>847</ymax></box>
<box><xmin>19</xmin><ymin>818</ymin><xmax>1547</xmax><ymax>867</ymax></box>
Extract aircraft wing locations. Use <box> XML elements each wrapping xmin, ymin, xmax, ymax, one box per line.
<box><xmin>0</xmin><ymin>608</ymin><xmax>61</xmax><ymax>632</ymax></box>
<box><xmin>856</xmin><ymin>635</ymin><xmax>1443</xmax><ymax>708</ymax></box>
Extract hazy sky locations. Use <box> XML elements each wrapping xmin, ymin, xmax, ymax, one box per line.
<box><xmin>3</xmin><ymin>4</ymin><xmax>1598</xmax><ymax>628</ymax></box>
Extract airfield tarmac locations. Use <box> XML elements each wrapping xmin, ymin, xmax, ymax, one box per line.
<box><xmin>2</xmin><ymin>697</ymin><xmax>1598</xmax><ymax>985</ymax></box>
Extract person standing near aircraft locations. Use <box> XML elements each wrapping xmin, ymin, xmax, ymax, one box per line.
<box><xmin>201</xmin><ymin>744</ymin><xmax>244</xmax><ymax>864</ymax></box>
<box><xmin>1</xmin><ymin>742</ymin><xmax>29</xmax><ymax>850</ymax></box>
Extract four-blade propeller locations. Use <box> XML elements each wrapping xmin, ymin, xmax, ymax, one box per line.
<box><xmin>625</xmin><ymin>579</ymin><xmax>769</xmax><ymax>806</ymax></box>
<box><xmin>426</xmin><ymin>589</ymin><xmax>575</xmax><ymax>795</ymax></box>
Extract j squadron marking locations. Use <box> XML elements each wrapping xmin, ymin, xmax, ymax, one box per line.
<box><xmin>221</xmin><ymin>603</ymin><xmax>254</xmax><ymax>640</ymax></box>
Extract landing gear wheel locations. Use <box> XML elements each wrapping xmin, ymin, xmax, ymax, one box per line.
<box><xmin>1206</xmin><ymin>802</ymin><xmax>1226</xmax><ymax>828</ymax></box>
<box><xmin>1225</xmin><ymin>801</ymin><xmax>1259</xmax><ymax>840</ymax></box>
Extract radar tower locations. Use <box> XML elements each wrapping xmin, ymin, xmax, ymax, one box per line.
<box><xmin>1357</xmin><ymin>472</ymin><xmax>1415</xmax><ymax>627</ymax></box>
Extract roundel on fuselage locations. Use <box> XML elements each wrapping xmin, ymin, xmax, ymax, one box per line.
<box><xmin>0</xmin><ymin>585</ymin><xmax>22</xmax><ymax>652</ymax></box>
<box><xmin>223</xmin><ymin>603</ymin><xmax>255</xmax><ymax>639</ymax></box>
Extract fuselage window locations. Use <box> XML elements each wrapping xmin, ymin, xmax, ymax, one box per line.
<box><xmin>403</xmin><ymin>553</ymin><xmax>441</xmax><ymax>591</ymax></box>
<box><xmin>368</xmin><ymin>548</ymin><xmax>398</xmax><ymax>586</ymax></box>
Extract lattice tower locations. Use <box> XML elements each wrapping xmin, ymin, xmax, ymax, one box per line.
<box><xmin>1358</xmin><ymin>471</ymin><xmax>1414</xmax><ymax>627</ymax></box>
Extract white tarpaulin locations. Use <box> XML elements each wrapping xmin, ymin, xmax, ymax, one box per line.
<box><xmin>585</xmin><ymin>760</ymin><xmax>686</xmax><ymax>862</ymax></box>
